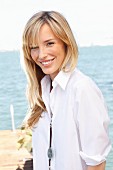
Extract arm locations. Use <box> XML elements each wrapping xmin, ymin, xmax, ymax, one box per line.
<box><xmin>76</xmin><ymin>79</ymin><xmax>111</xmax><ymax>167</ymax></box>
<box><xmin>87</xmin><ymin>161</ymin><xmax>106</xmax><ymax>170</ymax></box>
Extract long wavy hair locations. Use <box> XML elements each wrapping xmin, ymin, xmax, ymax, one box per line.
<box><xmin>22</xmin><ymin>11</ymin><xmax>78</xmax><ymax>128</ymax></box>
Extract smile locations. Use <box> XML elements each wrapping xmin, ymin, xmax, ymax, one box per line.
<box><xmin>40</xmin><ymin>58</ymin><xmax>55</xmax><ymax>66</ymax></box>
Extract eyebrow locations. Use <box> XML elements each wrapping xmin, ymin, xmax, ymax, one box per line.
<box><xmin>43</xmin><ymin>38</ymin><xmax>55</xmax><ymax>43</ymax></box>
<box><xmin>30</xmin><ymin>38</ymin><xmax>56</xmax><ymax>48</ymax></box>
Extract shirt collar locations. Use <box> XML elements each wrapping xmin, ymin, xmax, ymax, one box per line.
<box><xmin>41</xmin><ymin>70</ymin><xmax>73</xmax><ymax>91</ymax></box>
<box><xmin>52</xmin><ymin>70</ymin><xmax>72</xmax><ymax>90</ymax></box>
<box><xmin>41</xmin><ymin>75</ymin><xmax>51</xmax><ymax>91</ymax></box>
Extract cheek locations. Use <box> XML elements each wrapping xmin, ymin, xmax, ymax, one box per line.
<box><xmin>31</xmin><ymin>54</ymin><xmax>37</xmax><ymax>62</ymax></box>
<box><xmin>31</xmin><ymin>55</ymin><xmax>41</xmax><ymax>67</ymax></box>
<box><xmin>59</xmin><ymin>47</ymin><xmax>66</xmax><ymax>61</ymax></box>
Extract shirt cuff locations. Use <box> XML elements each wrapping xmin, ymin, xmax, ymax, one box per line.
<box><xmin>79</xmin><ymin>145</ymin><xmax>112</xmax><ymax>166</ymax></box>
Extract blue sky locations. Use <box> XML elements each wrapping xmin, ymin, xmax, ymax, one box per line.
<box><xmin>0</xmin><ymin>0</ymin><xmax>113</xmax><ymax>50</ymax></box>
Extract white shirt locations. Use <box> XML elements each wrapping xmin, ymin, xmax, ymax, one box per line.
<box><xmin>32</xmin><ymin>68</ymin><xmax>111</xmax><ymax>170</ymax></box>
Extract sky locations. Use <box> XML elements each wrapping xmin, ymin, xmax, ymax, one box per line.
<box><xmin>0</xmin><ymin>0</ymin><xmax>113</xmax><ymax>50</ymax></box>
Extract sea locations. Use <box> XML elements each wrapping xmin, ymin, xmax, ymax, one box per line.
<box><xmin>0</xmin><ymin>46</ymin><xmax>113</xmax><ymax>169</ymax></box>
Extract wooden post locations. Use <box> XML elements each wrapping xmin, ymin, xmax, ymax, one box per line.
<box><xmin>10</xmin><ymin>104</ymin><xmax>15</xmax><ymax>131</ymax></box>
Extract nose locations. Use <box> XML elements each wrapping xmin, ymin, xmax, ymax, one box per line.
<box><xmin>38</xmin><ymin>47</ymin><xmax>47</xmax><ymax>59</ymax></box>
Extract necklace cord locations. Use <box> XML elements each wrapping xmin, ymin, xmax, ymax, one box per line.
<box><xmin>48</xmin><ymin>116</ymin><xmax>52</xmax><ymax>168</ymax></box>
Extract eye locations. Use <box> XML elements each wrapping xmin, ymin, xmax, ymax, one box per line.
<box><xmin>47</xmin><ymin>42</ymin><xmax>55</xmax><ymax>47</ymax></box>
<box><xmin>30</xmin><ymin>46</ymin><xmax>39</xmax><ymax>57</ymax></box>
<box><xmin>30</xmin><ymin>46</ymin><xmax>39</xmax><ymax>50</ymax></box>
<box><xmin>30</xmin><ymin>46</ymin><xmax>39</xmax><ymax>54</ymax></box>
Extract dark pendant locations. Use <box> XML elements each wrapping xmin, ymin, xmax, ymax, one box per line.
<box><xmin>47</xmin><ymin>147</ymin><xmax>53</xmax><ymax>159</ymax></box>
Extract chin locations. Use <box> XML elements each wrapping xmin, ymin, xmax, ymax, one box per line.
<box><xmin>42</xmin><ymin>69</ymin><xmax>53</xmax><ymax>75</ymax></box>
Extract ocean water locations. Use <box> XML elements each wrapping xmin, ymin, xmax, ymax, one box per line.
<box><xmin>0</xmin><ymin>46</ymin><xmax>113</xmax><ymax>169</ymax></box>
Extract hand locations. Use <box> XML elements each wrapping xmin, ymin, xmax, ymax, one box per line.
<box><xmin>87</xmin><ymin>161</ymin><xmax>106</xmax><ymax>170</ymax></box>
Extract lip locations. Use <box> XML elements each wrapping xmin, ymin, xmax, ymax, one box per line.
<box><xmin>39</xmin><ymin>58</ymin><xmax>55</xmax><ymax>67</ymax></box>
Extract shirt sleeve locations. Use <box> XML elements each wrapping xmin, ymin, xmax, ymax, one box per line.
<box><xmin>76</xmin><ymin>78</ymin><xmax>112</xmax><ymax>166</ymax></box>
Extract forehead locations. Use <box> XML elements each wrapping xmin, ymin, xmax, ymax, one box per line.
<box><xmin>37</xmin><ymin>23</ymin><xmax>57</xmax><ymax>42</ymax></box>
<box><xmin>29</xmin><ymin>23</ymin><xmax>59</xmax><ymax>47</ymax></box>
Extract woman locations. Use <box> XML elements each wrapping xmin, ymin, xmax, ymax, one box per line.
<box><xmin>22</xmin><ymin>11</ymin><xmax>111</xmax><ymax>170</ymax></box>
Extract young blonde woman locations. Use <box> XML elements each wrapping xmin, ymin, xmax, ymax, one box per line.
<box><xmin>22</xmin><ymin>11</ymin><xmax>111</xmax><ymax>170</ymax></box>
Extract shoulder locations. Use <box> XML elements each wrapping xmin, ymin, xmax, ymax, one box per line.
<box><xmin>69</xmin><ymin>68</ymin><xmax>93</xmax><ymax>89</ymax></box>
<box><xmin>69</xmin><ymin>68</ymin><xmax>103</xmax><ymax>99</ymax></box>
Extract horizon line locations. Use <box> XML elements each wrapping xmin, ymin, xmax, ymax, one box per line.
<box><xmin>0</xmin><ymin>44</ymin><xmax>113</xmax><ymax>52</ymax></box>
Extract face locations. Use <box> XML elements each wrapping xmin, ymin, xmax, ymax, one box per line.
<box><xmin>30</xmin><ymin>23</ymin><xmax>66</xmax><ymax>80</ymax></box>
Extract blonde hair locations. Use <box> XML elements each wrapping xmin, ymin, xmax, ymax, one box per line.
<box><xmin>22</xmin><ymin>11</ymin><xmax>78</xmax><ymax>128</ymax></box>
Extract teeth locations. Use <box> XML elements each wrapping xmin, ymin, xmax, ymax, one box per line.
<box><xmin>41</xmin><ymin>59</ymin><xmax>54</xmax><ymax>66</ymax></box>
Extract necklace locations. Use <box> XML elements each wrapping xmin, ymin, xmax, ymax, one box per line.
<box><xmin>47</xmin><ymin>112</ymin><xmax>53</xmax><ymax>170</ymax></box>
